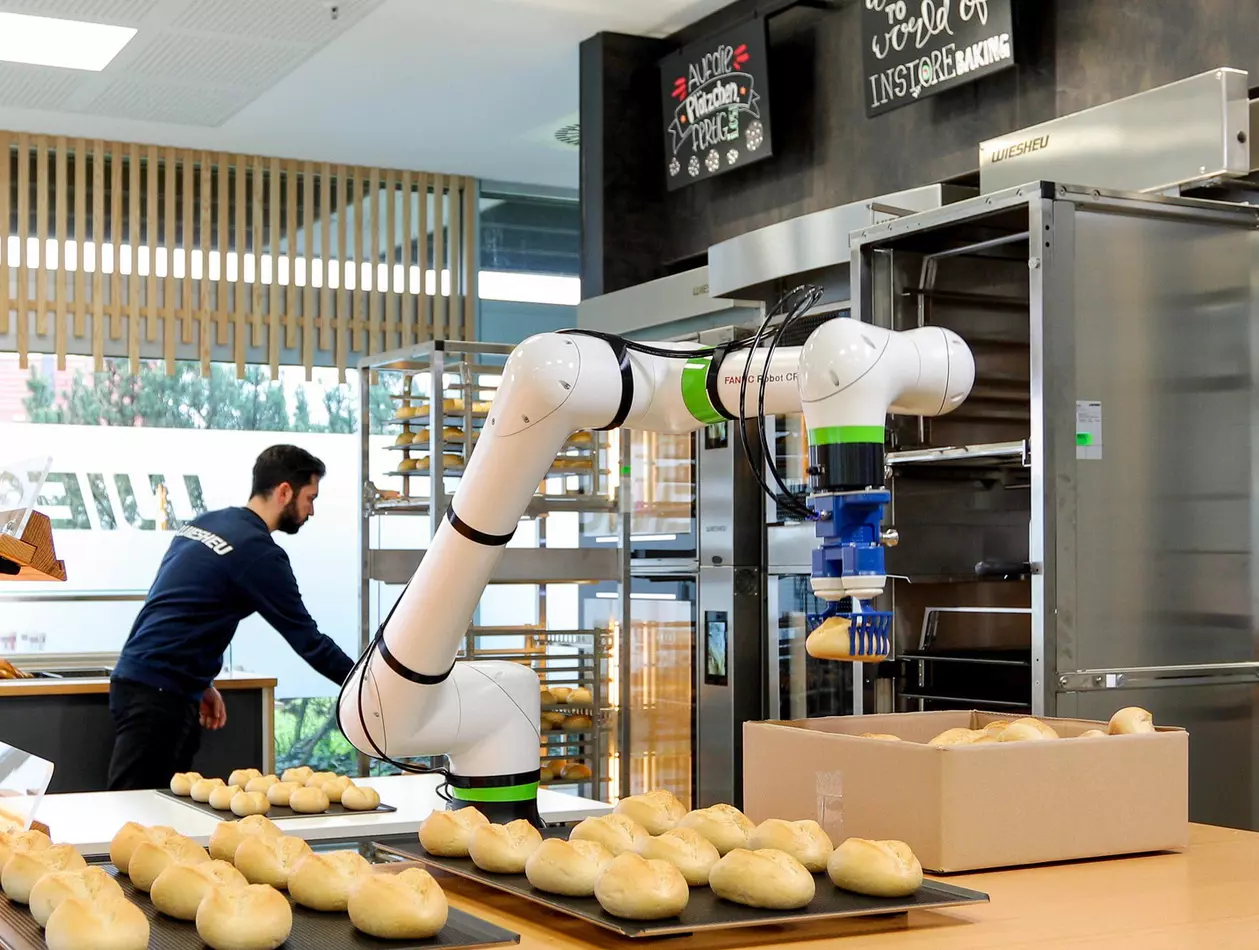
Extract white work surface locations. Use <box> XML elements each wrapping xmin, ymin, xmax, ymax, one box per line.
<box><xmin>24</xmin><ymin>775</ymin><xmax>611</xmax><ymax>855</ymax></box>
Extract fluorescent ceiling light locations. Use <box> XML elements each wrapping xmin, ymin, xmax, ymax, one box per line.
<box><xmin>0</xmin><ymin>12</ymin><xmax>137</xmax><ymax>71</ymax></box>
<box><xmin>594</xmin><ymin>592</ymin><xmax>679</xmax><ymax>601</ymax></box>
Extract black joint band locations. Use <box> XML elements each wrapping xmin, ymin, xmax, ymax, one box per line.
<box><xmin>376</xmin><ymin>638</ymin><xmax>456</xmax><ymax>685</ymax></box>
<box><xmin>447</xmin><ymin>505</ymin><xmax>515</xmax><ymax>546</ymax></box>
<box><xmin>446</xmin><ymin>769</ymin><xmax>542</xmax><ymax>789</ymax></box>
<box><xmin>558</xmin><ymin>328</ymin><xmax>634</xmax><ymax>430</ymax></box>
<box><xmin>704</xmin><ymin>343</ymin><xmax>738</xmax><ymax>420</ymax></box>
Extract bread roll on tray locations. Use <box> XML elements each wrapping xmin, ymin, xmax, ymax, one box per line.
<box><xmin>280</xmin><ymin>766</ymin><xmax>312</xmax><ymax>784</ymax></box>
<box><xmin>709</xmin><ymin>848</ymin><xmax>816</xmax><ymax>909</ymax></box>
<box><xmin>289</xmin><ymin>850</ymin><xmax>375</xmax><ymax>912</ymax></box>
<box><xmin>208</xmin><ymin>784</ymin><xmax>242</xmax><ymax>810</ymax></box>
<box><xmin>678</xmin><ymin>803</ymin><xmax>755</xmax><ymax>855</ymax></box>
<box><xmin>469</xmin><ymin>820</ymin><xmax>543</xmax><ymax>874</ymax></box>
<box><xmin>108</xmin><ymin>823</ymin><xmax>179</xmax><ymax>874</ymax></box>
<box><xmin>2</xmin><ymin>844</ymin><xmax>88</xmax><ymax>903</ymax></box>
<box><xmin>827</xmin><ymin>838</ymin><xmax>923</xmax><ymax>898</ymax></box>
<box><xmin>45</xmin><ymin>895</ymin><xmax>149</xmax><ymax>950</ymax></box>
<box><xmin>321</xmin><ymin>775</ymin><xmax>354</xmax><ymax>803</ymax></box>
<box><xmin>150</xmin><ymin>860</ymin><xmax>247</xmax><ymax>921</ymax></box>
<box><xmin>228</xmin><ymin>769</ymin><xmax>262</xmax><ymax>789</ymax></box>
<box><xmin>169</xmin><ymin>772</ymin><xmax>202</xmax><ymax>796</ymax></box>
<box><xmin>29</xmin><ymin>866</ymin><xmax>124</xmax><ymax>927</ymax></box>
<box><xmin>341</xmin><ymin>785</ymin><xmax>382</xmax><ymax>811</ymax></box>
<box><xmin>230</xmin><ymin>791</ymin><xmax>271</xmax><ymax>817</ymax></box>
<box><xmin>208</xmin><ymin>815</ymin><xmax>282</xmax><ymax>862</ymax></box>
<box><xmin>233</xmin><ymin>835</ymin><xmax>312</xmax><ymax>889</ymax></box>
<box><xmin>265</xmin><ymin>781</ymin><xmax>301</xmax><ymax>807</ymax></box>
<box><xmin>594</xmin><ymin>852</ymin><xmax>689</xmax><ymax>920</ymax></box>
<box><xmin>190</xmin><ymin>778</ymin><xmax>225</xmax><ymax>802</ymax></box>
<box><xmin>636</xmin><ymin>827</ymin><xmax>720</xmax><ymax>886</ymax></box>
<box><xmin>127</xmin><ymin>834</ymin><xmax>209</xmax><ymax>892</ymax></box>
<box><xmin>749</xmin><ymin>818</ymin><xmax>834</xmax><ymax>873</ymax></box>
<box><xmin>245</xmin><ymin>774</ymin><xmax>279</xmax><ymax>794</ymax></box>
<box><xmin>196</xmin><ymin>884</ymin><xmax>293</xmax><ymax>950</ymax></box>
<box><xmin>0</xmin><ymin>827</ymin><xmax>51</xmax><ymax>867</ymax></box>
<box><xmin>570</xmin><ymin>814</ymin><xmax>649</xmax><ymax>855</ymax></box>
<box><xmin>349</xmin><ymin>867</ymin><xmax>449</xmax><ymax>940</ymax></box>
<box><xmin>524</xmin><ymin>838</ymin><xmax>613</xmax><ymax>897</ymax></box>
<box><xmin>614</xmin><ymin>789</ymin><xmax>687</xmax><ymax>835</ymax></box>
<box><xmin>287</xmin><ymin>786</ymin><xmax>330</xmax><ymax>814</ymax></box>
<box><xmin>419</xmin><ymin>807</ymin><xmax>490</xmax><ymax>857</ymax></box>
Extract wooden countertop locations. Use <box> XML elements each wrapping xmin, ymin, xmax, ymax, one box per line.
<box><xmin>0</xmin><ymin>670</ymin><xmax>277</xmax><ymax>696</ymax></box>
<box><xmin>433</xmin><ymin>824</ymin><xmax>1259</xmax><ymax>949</ymax></box>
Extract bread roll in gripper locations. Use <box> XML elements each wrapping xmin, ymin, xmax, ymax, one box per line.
<box><xmin>709</xmin><ymin>848</ymin><xmax>816</xmax><ymax>909</ymax></box>
<box><xmin>150</xmin><ymin>860</ymin><xmax>247</xmax><ymax>921</ymax></box>
<box><xmin>349</xmin><ymin>867</ymin><xmax>448</xmax><ymax>940</ymax></box>
<box><xmin>196</xmin><ymin>884</ymin><xmax>293</xmax><ymax>950</ymax></box>
<box><xmin>594</xmin><ymin>852</ymin><xmax>689</xmax><ymax>920</ymax></box>
<box><xmin>418</xmin><ymin>807</ymin><xmax>490</xmax><ymax>857</ymax></box>
<box><xmin>289</xmin><ymin>850</ymin><xmax>375</xmax><ymax>912</ymax></box>
<box><xmin>569</xmin><ymin>814</ymin><xmax>649</xmax><ymax>855</ymax></box>
<box><xmin>524</xmin><ymin>838</ymin><xmax>613</xmax><ymax>897</ymax></box>
<box><xmin>29</xmin><ymin>866</ymin><xmax>124</xmax><ymax>927</ymax></box>
<box><xmin>468</xmin><ymin>820</ymin><xmax>543</xmax><ymax>874</ymax></box>
<box><xmin>678</xmin><ymin>803</ymin><xmax>755</xmax><ymax>855</ymax></box>
<box><xmin>749</xmin><ymin>818</ymin><xmax>834</xmax><ymax>873</ymax></box>
<box><xmin>636</xmin><ymin>827</ymin><xmax>720</xmax><ymax>886</ymax></box>
<box><xmin>827</xmin><ymin>838</ymin><xmax>923</xmax><ymax>898</ymax></box>
<box><xmin>2</xmin><ymin>845</ymin><xmax>87</xmax><ymax>903</ymax></box>
<box><xmin>45</xmin><ymin>895</ymin><xmax>149</xmax><ymax>950</ymax></box>
<box><xmin>805</xmin><ymin>615</ymin><xmax>890</xmax><ymax>663</ymax></box>
<box><xmin>614</xmin><ymin>789</ymin><xmax>687</xmax><ymax>835</ymax></box>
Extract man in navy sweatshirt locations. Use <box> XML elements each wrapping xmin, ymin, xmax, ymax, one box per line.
<box><xmin>107</xmin><ymin>444</ymin><xmax>356</xmax><ymax>790</ymax></box>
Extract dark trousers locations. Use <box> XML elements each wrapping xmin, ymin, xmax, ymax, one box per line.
<box><xmin>107</xmin><ymin>677</ymin><xmax>201</xmax><ymax>791</ymax></box>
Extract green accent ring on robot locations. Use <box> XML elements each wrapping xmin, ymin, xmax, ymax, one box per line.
<box><xmin>450</xmin><ymin>781</ymin><xmax>540</xmax><ymax>803</ymax></box>
<box><xmin>680</xmin><ymin>357</ymin><xmax>725</xmax><ymax>425</ymax></box>
<box><xmin>809</xmin><ymin>425</ymin><xmax>885</xmax><ymax>446</ymax></box>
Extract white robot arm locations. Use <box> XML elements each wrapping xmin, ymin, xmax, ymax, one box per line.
<box><xmin>338</xmin><ymin>316</ymin><xmax>973</xmax><ymax>821</ymax></box>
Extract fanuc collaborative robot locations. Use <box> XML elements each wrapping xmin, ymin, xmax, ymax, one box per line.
<box><xmin>339</xmin><ymin>289</ymin><xmax>975</xmax><ymax>824</ymax></box>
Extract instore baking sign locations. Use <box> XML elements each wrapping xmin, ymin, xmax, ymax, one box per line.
<box><xmin>660</xmin><ymin>17</ymin><xmax>773</xmax><ymax>190</ymax></box>
<box><xmin>862</xmin><ymin>0</ymin><xmax>1015</xmax><ymax>116</ymax></box>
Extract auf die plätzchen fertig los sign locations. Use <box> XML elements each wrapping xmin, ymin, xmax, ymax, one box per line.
<box><xmin>863</xmin><ymin>0</ymin><xmax>1015</xmax><ymax>116</ymax></box>
<box><xmin>660</xmin><ymin>18</ymin><xmax>773</xmax><ymax>190</ymax></box>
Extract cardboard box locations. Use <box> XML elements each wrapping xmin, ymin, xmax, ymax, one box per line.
<box><xmin>743</xmin><ymin>710</ymin><xmax>1188</xmax><ymax>873</ymax></box>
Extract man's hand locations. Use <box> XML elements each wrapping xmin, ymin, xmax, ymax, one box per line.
<box><xmin>200</xmin><ymin>687</ymin><xmax>227</xmax><ymax>730</ymax></box>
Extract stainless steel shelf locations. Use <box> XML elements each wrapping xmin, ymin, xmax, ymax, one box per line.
<box><xmin>887</xmin><ymin>440</ymin><xmax>1029</xmax><ymax>467</ymax></box>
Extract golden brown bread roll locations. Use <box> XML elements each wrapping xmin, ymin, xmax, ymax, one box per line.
<box><xmin>245</xmin><ymin>774</ymin><xmax>279</xmax><ymax>794</ymax></box>
<box><xmin>266</xmin><ymin>781</ymin><xmax>301</xmax><ymax>807</ymax></box>
<box><xmin>562</xmin><ymin>714</ymin><xmax>595</xmax><ymax>732</ymax></box>
<box><xmin>678</xmin><ymin>804</ymin><xmax>755</xmax><ymax>855</ymax></box>
<box><xmin>549</xmin><ymin>687</ymin><xmax>572</xmax><ymax>704</ymax></box>
<box><xmin>0</xmin><ymin>827</ymin><xmax>51</xmax><ymax>867</ymax></box>
<box><xmin>859</xmin><ymin>733</ymin><xmax>901</xmax><ymax>741</ymax></box>
<box><xmin>2</xmin><ymin>844</ymin><xmax>87</xmax><ymax>903</ymax></box>
<box><xmin>547</xmin><ymin>758</ymin><xmax>569</xmax><ymax>773</ymax></box>
<box><xmin>568</xmin><ymin>686</ymin><xmax>594</xmax><ymax>705</ymax></box>
<box><xmin>231</xmin><ymin>791</ymin><xmax>271</xmax><ymax>817</ymax></box>
<box><xmin>341</xmin><ymin>785</ymin><xmax>382</xmax><ymax>811</ymax></box>
<box><xmin>539</xmin><ymin>766</ymin><xmax>555</xmax><ymax>784</ymax></box>
<box><xmin>170</xmin><ymin>772</ymin><xmax>203</xmax><ymax>796</ymax></box>
<box><xmin>29</xmin><ymin>866</ymin><xmax>124</xmax><ymax>927</ymax></box>
<box><xmin>614</xmin><ymin>789</ymin><xmax>687</xmax><ymax>835</ymax></box>
<box><xmin>227</xmin><ymin>769</ymin><xmax>262</xmax><ymax>789</ymax></box>
<box><xmin>469</xmin><ymin>820</ymin><xmax>543</xmax><ymax>874</ymax></box>
<box><xmin>418</xmin><ymin>807</ymin><xmax>490</xmax><ymax>857</ymax></box>
<box><xmin>150</xmin><ymin>860</ymin><xmax>247</xmax><ymax>921</ymax></box>
<box><xmin>208</xmin><ymin>784</ymin><xmax>242</xmax><ymax>810</ymax></box>
<box><xmin>1000</xmin><ymin>718</ymin><xmax>1059</xmax><ymax>742</ymax></box>
<box><xmin>108</xmin><ymin>823</ymin><xmax>178</xmax><ymax>874</ymax></box>
<box><xmin>827</xmin><ymin>838</ymin><xmax>923</xmax><ymax>898</ymax></box>
<box><xmin>539</xmin><ymin>688</ymin><xmax>556</xmax><ymax>705</ymax></box>
<box><xmin>45</xmin><ymin>895</ymin><xmax>149</xmax><ymax>950</ymax></box>
<box><xmin>395</xmin><ymin>432</ymin><xmax>414</xmax><ymax>446</ymax></box>
<box><xmin>1078</xmin><ymin>728</ymin><xmax>1108</xmax><ymax>739</ymax></box>
<box><xmin>805</xmin><ymin>615</ymin><xmax>888</xmax><ymax>662</ymax></box>
<box><xmin>540</xmin><ymin>711</ymin><xmax>566</xmax><ymax>731</ymax></box>
<box><xmin>749</xmin><ymin>818</ymin><xmax>834</xmax><ymax>873</ymax></box>
<box><xmin>561</xmin><ymin>762</ymin><xmax>593</xmax><ymax>781</ymax></box>
<box><xmin>570</xmin><ymin>814</ymin><xmax>649</xmax><ymax>856</ymax></box>
<box><xmin>594</xmin><ymin>852</ymin><xmax>689</xmax><ymax>920</ymax></box>
<box><xmin>1108</xmin><ymin>706</ymin><xmax>1156</xmax><ymax>735</ymax></box>
<box><xmin>983</xmin><ymin>720</ymin><xmax>1011</xmax><ymax>737</ymax></box>
<box><xmin>321</xmin><ymin>775</ymin><xmax>354</xmax><ymax>803</ymax></box>
<box><xmin>289</xmin><ymin>850</ymin><xmax>375</xmax><ymax>912</ymax></box>
<box><xmin>280</xmin><ymin>766</ymin><xmax>313</xmax><ymax>784</ymax></box>
<box><xmin>928</xmin><ymin>727</ymin><xmax>985</xmax><ymax>747</ymax></box>
<box><xmin>303</xmin><ymin>771</ymin><xmax>337</xmax><ymax>789</ymax></box>
<box><xmin>710</xmin><ymin>848</ymin><xmax>816</xmax><ymax>909</ymax></box>
<box><xmin>191</xmin><ymin>778</ymin><xmax>225</xmax><ymax>802</ymax></box>
<box><xmin>524</xmin><ymin>838</ymin><xmax>613</xmax><ymax>897</ymax></box>
<box><xmin>348</xmin><ymin>867</ymin><xmax>448</xmax><ymax>940</ymax></box>
<box><xmin>208</xmin><ymin>815</ymin><xmax>282</xmax><ymax>862</ymax></box>
<box><xmin>127</xmin><ymin>835</ymin><xmax>209</xmax><ymax>892</ymax></box>
<box><xmin>196</xmin><ymin>884</ymin><xmax>293</xmax><ymax>950</ymax></box>
<box><xmin>234</xmin><ymin>835</ymin><xmax>312</xmax><ymax>889</ymax></box>
<box><xmin>288</xmin><ymin>786</ymin><xmax>330</xmax><ymax>814</ymax></box>
<box><xmin>636</xmin><ymin>826</ymin><xmax>720</xmax><ymax>886</ymax></box>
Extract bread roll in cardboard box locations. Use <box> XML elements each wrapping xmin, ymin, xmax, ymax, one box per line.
<box><xmin>743</xmin><ymin>709</ymin><xmax>1188</xmax><ymax>873</ymax></box>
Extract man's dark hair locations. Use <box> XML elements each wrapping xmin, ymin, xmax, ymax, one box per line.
<box><xmin>251</xmin><ymin>445</ymin><xmax>326</xmax><ymax>498</ymax></box>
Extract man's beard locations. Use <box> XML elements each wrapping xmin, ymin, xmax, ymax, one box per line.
<box><xmin>276</xmin><ymin>497</ymin><xmax>306</xmax><ymax>535</ymax></box>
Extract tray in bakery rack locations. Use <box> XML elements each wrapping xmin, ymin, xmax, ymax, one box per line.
<box><xmin>370</xmin><ymin>830</ymin><xmax>990</xmax><ymax>939</ymax></box>
<box><xmin>156</xmin><ymin>787</ymin><xmax>397</xmax><ymax>821</ymax></box>
<box><xmin>0</xmin><ymin>863</ymin><xmax>519</xmax><ymax>950</ymax></box>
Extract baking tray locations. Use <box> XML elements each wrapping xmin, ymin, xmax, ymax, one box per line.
<box><xmin>157</xmin><ymin>787</ymin><xmax>397</xmax><ymax>821</ymax></box>
<box><xmin>0</xmin><ymin>864</ymin><xmax>519</xmax><ymax>950</ymax></box>
<box><xmin>370</xmin><ymin>831</ymin><xmax>989</xmax><ymax>939</ymax></box>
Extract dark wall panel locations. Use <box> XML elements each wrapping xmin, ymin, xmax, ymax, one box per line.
<box><xmin>581</xmin><ymin>0</ymin><xmax>1259</xmax><ymax>294</ymax></box>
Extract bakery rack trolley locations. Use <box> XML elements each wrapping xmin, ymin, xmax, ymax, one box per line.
<box><xmin>356</xmin><ymin>340</ymin><xmax>621</xmax><ymax>800</ymax></box>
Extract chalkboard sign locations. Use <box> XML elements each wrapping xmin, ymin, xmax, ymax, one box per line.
<box><xmin>862</xmin><ymin>0</ymin><xmax>1015</xmax><ymax>117</ymax></box>
<box><xmin>660</xmin><ymin>18</ymin><xmax>773</xmax><ymax>190</ymax></box>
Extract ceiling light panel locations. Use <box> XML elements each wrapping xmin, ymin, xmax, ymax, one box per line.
<box><xmin>0</xmin><ymin>11</ymin><xmax>137</xmax><ymax>70</ymax></box>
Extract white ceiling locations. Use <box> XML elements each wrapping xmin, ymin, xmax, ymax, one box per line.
<box><xmin>0</xmin><ymin>0</ymin><xmax>734</xmax><ymax>188</ymax></box>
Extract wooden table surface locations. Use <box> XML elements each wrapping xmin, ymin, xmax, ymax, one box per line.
<box><xmin>434</xmin><ymin>824</ymin><xmax>1259</xmax><ymax>949</ymax></box>
<box><xmin>0</xmin><ymin>669</ymin><xmax>276</xmax><ymax>696</ymax></box>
